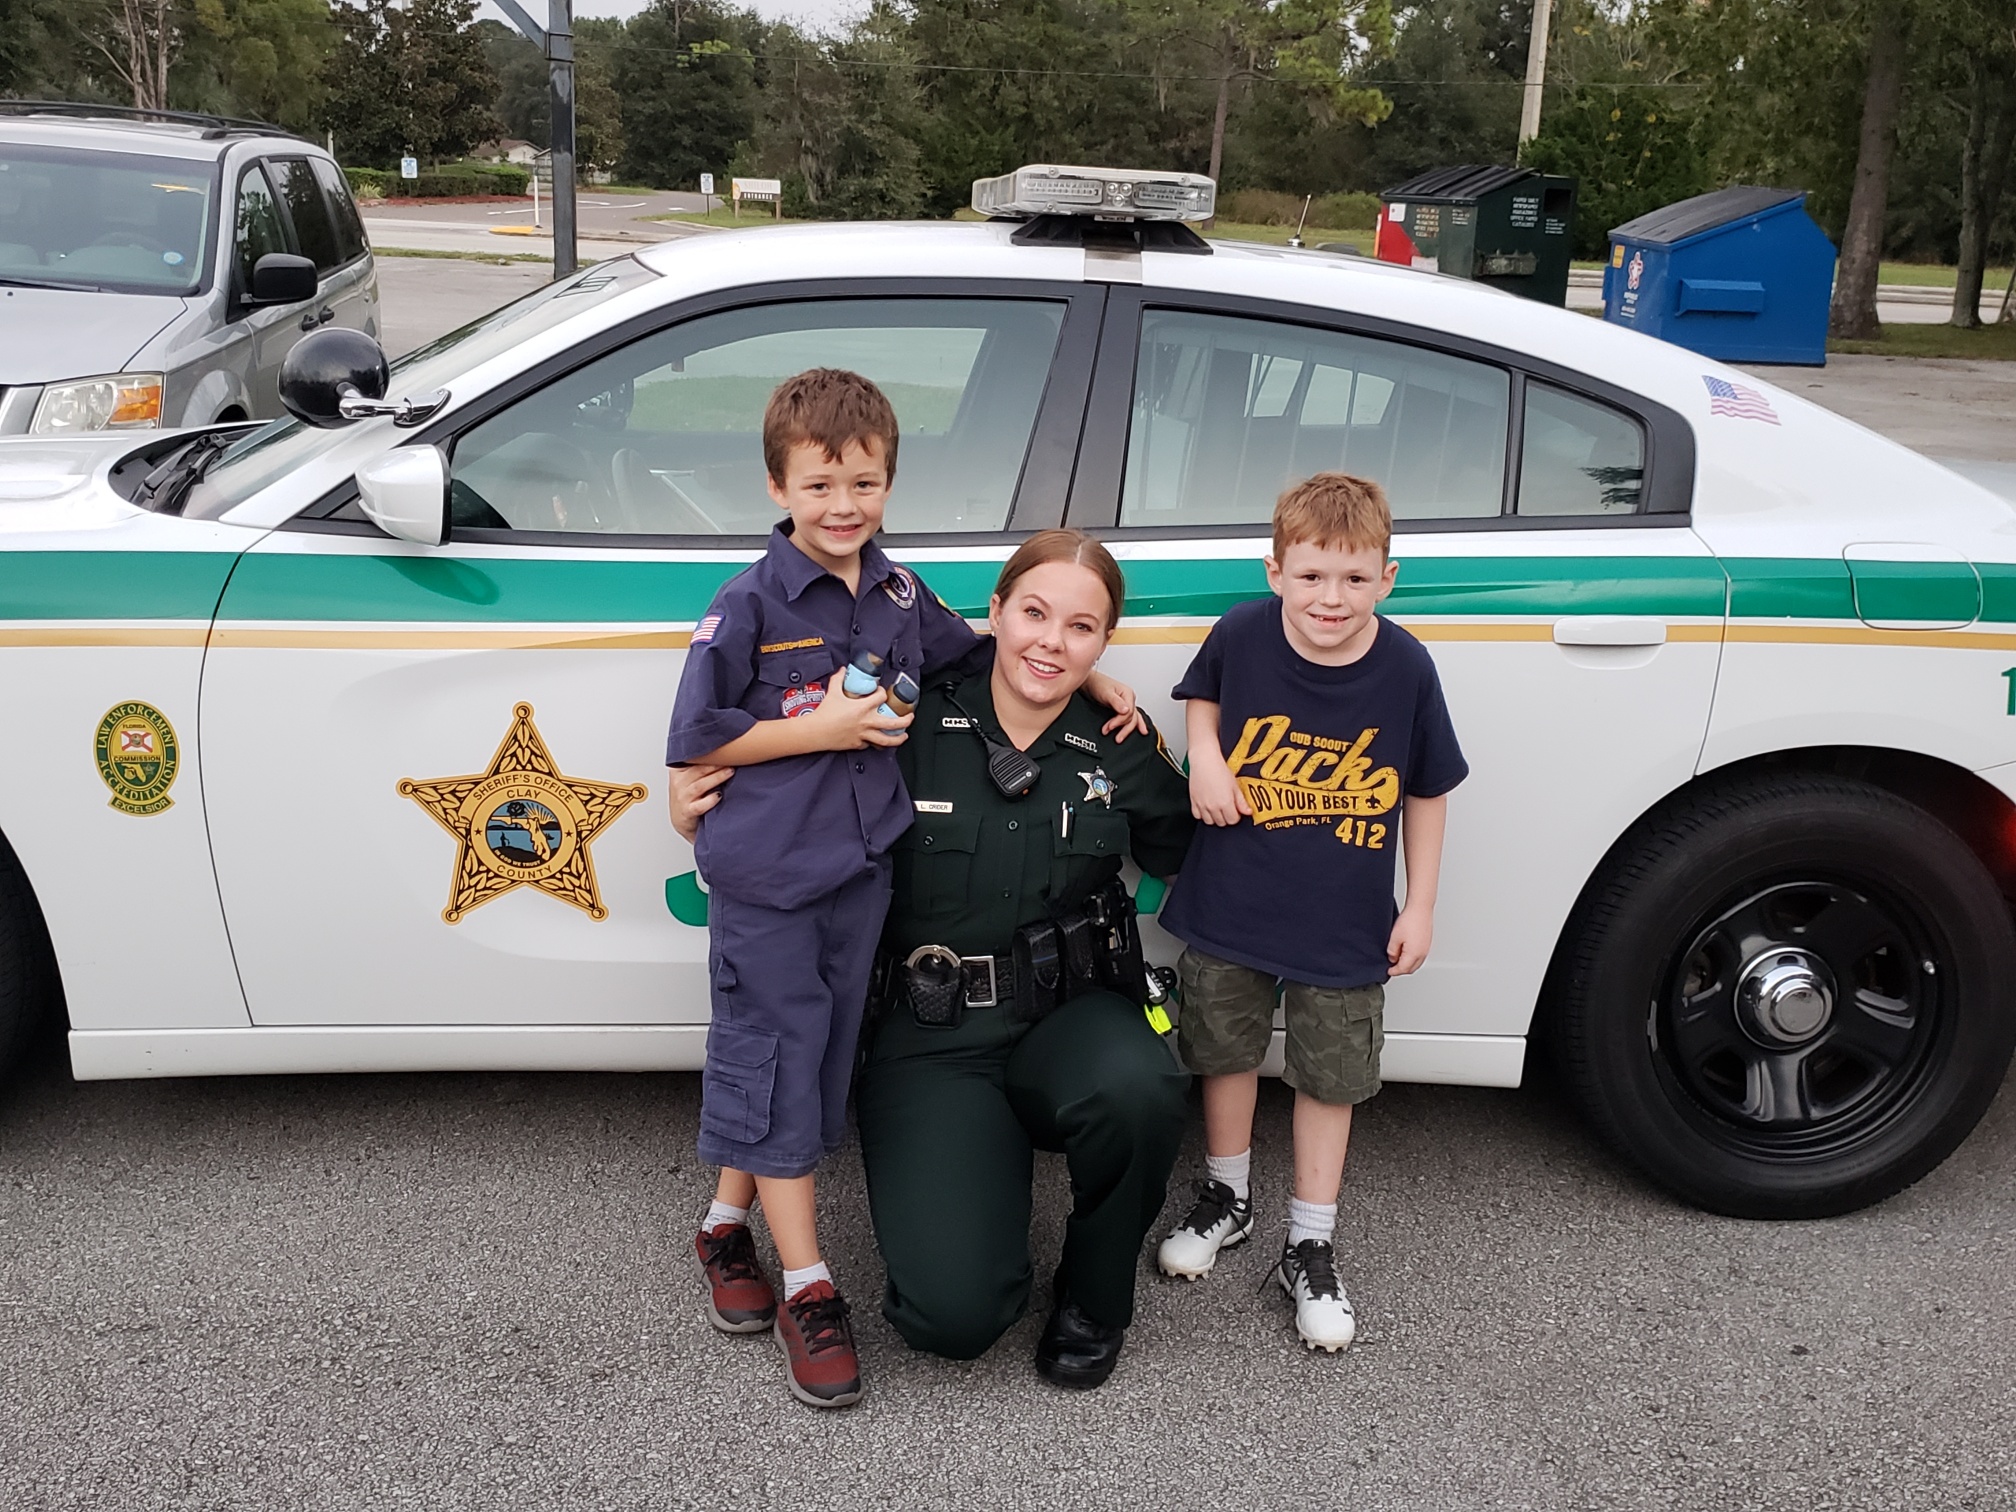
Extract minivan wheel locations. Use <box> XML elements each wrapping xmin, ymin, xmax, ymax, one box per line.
<box><xmin>1552</xmin><ymin>774</ymin><xmax>2016</xmax><ymax>1219</ymax></box>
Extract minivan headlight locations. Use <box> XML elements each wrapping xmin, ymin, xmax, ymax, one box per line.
<box><xmin>30</xmin><ymin>373</ymin><xmax>165</xmax><ymax>434</ymax></box>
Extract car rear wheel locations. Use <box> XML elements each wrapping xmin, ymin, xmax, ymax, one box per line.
<box><xmin>1552</xmin><ymin>774</ymin><xmax>2016</xmax><ymax>1218</ymax></box>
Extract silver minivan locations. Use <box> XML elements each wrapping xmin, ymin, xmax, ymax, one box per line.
<box><xmin>0</xmin><ymin>102</ymin><xmax>378</xmax><ymax>435</ymax></box>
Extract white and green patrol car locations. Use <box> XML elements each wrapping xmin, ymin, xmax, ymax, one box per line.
<box><xmin>2</xmin><ymin>166</ymin><xmax>2011</xmax><ymax>1220</ymax></box>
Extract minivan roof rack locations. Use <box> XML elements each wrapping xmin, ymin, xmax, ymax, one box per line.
<box><xmin>0</xmin><ymin>99</ymin><xmax>301</xmax><ymax>142</ymax></box>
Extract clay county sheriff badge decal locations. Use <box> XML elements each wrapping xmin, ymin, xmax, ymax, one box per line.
<box><xmin>399</xmin><ymin>703</ymin><xmax>646</xmax><ymax>925</ymax></box>
<box><xmin>94</xmin><ymin>702</ymin><xmax>180</xmax><ymax>816</ymax></box>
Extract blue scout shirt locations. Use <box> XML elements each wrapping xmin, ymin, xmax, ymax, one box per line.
<box><xmin>1159</xmin><ymin>597</ymin><xmax>1468</xmax><ymax>988</ymax></box>
<box><xmin>666</xmin><ymin>523</ymin><xmax>982</xmax><ymax>909</ymax></box>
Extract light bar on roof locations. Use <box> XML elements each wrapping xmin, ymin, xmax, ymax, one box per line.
<box><xmin>972</xmin><ymin>164</ymin><xmax>1216</xmax><ymax>222</ymax></box>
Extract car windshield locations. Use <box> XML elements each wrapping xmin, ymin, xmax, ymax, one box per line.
<box><xmin>184</xmin><ymin>255</ymin><xmax>662</xmax><ymax>520</ymax></box>
<box><xmin>0</xmin><ymin>143</ymin><xmax>216</xmax><ymax>295</ymax></box>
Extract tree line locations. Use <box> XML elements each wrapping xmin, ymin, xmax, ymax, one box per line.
<box><xmin>3</xmin><ymin>0</ymin><xmax>2012</xmax><ymax>327</ymax></box>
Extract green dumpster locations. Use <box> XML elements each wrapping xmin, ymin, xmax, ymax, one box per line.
<box><xmin>1374</xmin><ymin>165</ymin><xmax>1578</xmax><ymax>306</ymax></box>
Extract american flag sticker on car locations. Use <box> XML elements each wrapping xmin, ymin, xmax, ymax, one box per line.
<box><xmin>1702</xmin><ymin>375</ymin><xmax>1780</xmax><ymax>425</ymax></box>
<box><xmin>691</xmin><ymin>614</ymin><xmax>723</xmax><ymax>644</ymax></box>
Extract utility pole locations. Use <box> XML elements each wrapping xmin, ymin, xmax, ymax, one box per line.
<box><xmin>494</xmin><ymin>0</ymin><xmax>578</xmax><ymax>278</ymax></box>
<box><xmin>1518</xmin><ymin>0</ymin><xmax>1555</xmax><ymax>148</ymax></box>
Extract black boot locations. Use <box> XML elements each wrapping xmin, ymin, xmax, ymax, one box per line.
<box><xmin>1034</xmin><ymin>1278</ymin><xmax>1126</xmax><ymax>1390</ymax></box>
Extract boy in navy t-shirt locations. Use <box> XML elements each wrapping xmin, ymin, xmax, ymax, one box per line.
<box><xmin>1154</xmin><ymin>472</ymin><xmax>1466</xmax><ymax>1353</ymax></box>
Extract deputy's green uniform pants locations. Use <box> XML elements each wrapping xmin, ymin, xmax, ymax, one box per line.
<box><xmin>855</xmin><ymin>989</ymin><xmax>1191</xmax><ymax>1360</ymax></box>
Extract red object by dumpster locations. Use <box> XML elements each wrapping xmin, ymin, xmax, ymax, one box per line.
<box><xmin>1374</xmin><ymin>205</ymin><xmax>1416</xmax><ymax>265</ymax></box>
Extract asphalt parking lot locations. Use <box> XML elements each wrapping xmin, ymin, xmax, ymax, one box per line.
<box><xmin>3</xmin><ymin>1032</ymin><xmax>2015</xmax><ymax>1511</ymax></box>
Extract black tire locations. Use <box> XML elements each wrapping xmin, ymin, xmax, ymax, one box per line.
<box><xmin>1553</xmin><ymin>774</ymin><xmax>2016</xmax><ymax>1219</ymax></box>
<box><xmin>0</xmin><ymin>832</ymin><xmax>58</xmax><ymax>1085</ymax></box>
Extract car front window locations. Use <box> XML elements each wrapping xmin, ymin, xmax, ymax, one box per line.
<box><xmin>0</xmin><ymin>143</ymin><xmax>216</xmax><ymax>295</ymax></box>
<box><xmin>184</xmin><ymin>255</ymin><xmax>662</xmax><ymax>519</ymax></box>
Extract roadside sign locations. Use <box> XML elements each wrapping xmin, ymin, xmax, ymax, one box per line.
<box><xmin>699</xmin><ymin>173</ymin><xmax>715</xmax><ymax>196</ymax></box>
<box><xmin>731</xmin><ymin>176</ymin><xmax>783</xmax><ymax>221</ymax></box>
<box><xmin>400</xmin><ymin>156</ymin><xmax>418</xmax><ymax>180</ymax></box>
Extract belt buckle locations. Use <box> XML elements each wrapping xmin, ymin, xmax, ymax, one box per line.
<box><xmin>960</xmin><ymin>955</ymin><xmax>998</xmax><ymax>1009</ymax></box>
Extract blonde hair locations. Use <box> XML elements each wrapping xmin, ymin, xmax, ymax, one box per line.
<box><xmin>1272</xmin><ymin>472</ymin><xmax>1392</xmax><ymax>561</ymax></box>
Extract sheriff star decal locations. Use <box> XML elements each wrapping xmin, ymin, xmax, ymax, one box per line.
<box><xmin>1079</xmin><ymin>767</ymin><xmax>1117</xmax><ymax>807</ymax></box>
<box><xmin>399</xmin><ymin>703</ymin><xmax>646</xmax><ymax>924</ymax></box>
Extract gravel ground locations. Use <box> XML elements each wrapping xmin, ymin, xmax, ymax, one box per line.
<box><xmin>3</xmin><ymin>1035</ymin><xmax>2013</xmax><ymax>1511</ymax></box>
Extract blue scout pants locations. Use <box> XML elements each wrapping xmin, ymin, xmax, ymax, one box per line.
<box><xmin>697</xmin><ymin>860</ymin><xmax>892</xmax><ymax>1180</ymax></box>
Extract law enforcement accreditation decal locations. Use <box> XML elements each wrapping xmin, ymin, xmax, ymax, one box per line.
<box><xmin>399</xmin><ymin>703</ymin><xmax>647</xmax><ymax>924</ymax></box>
<box><xmin>93</xmin><ymin>701</ymin><xmax>179</xmax><ymax>816</ymax></box>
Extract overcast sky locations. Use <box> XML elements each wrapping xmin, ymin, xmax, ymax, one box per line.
<box><xmin>479</xmin><ymin>0</ymin><xmax>867</xmax><ymax>35</ymax></box>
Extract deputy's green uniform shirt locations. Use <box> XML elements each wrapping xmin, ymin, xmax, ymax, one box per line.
<box><xmin>887</xmin><ymin>669</ymin><xmax>1194</xmax><ymax>961</ymax></box>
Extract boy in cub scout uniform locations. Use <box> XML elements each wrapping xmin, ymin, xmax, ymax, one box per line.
<box><xmin>665</xmin><ymin>370</ymin><xmax>982</xmax><ymax>1409</ymax></box>
<box><xmin>1156</xmin><ymin>473</ymin><xmax>1467</xmax><ymax>1353</ymax></box>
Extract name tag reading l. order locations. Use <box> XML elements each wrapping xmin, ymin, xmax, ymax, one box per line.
<box><xmin>914</xmin><ymin>800</ymin><xmax>954</xmax><ymax>814</ymax></box>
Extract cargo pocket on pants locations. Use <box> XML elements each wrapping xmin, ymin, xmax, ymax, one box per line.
<box><xmin>701</xmin><ymin>1020</ymin><xmax>780</xmax><ymax>1144</ymax></box>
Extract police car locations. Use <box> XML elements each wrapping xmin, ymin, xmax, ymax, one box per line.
<box><xmin>2</xmin><ymin>165</ymin><xmax>2011</xmax><ymax>1221</ymax></box>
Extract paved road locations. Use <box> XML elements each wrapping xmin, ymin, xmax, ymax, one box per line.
<box><xmin>4</xmin><ymin>1033</ymin><xmax>2013</xmax><ymax>1511</ymax></box>
<box><xmin>362</xmin><ymin>190</ymin><xmax>713</xmax><ymax>262</ymax></box>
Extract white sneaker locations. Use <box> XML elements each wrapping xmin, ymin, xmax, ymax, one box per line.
<box><xmin>1276</xmin><ymin>1238</ymin><xmax>1355</xmax><ymax>1352</ymax></box>
<box><xmin>1156</xmin><ymin>1180</ymin><xmax>1255</xmax><ymax>1280</ymax></box>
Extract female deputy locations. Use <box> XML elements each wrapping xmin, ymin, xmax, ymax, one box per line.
<box><xmin>670</xmin><ymin>530</ymin><xmax>1195</xmax><ymax>1390</ymax></box>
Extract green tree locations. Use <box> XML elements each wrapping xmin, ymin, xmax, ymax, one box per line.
<box><xmin>1519</xmin><ymin>1</ymin><xmax>1709</xmax><ymax>257</ymax></box>
<box><xmin>609</xmin><ymin>0</ymin><xmax>760</xmax><ymax>189</ymax></box>
<box><xmin>323</xmin><ymin>0</ymin><xmax>497</xmax><ymax>166</ymax></box>
<box><xmin>1139</xmin><ymin>0</ymin><xmax>1394</xmax><ymax>184</ymax></box>
<box><xmin>176</xmin><ymin>0</ymin><xmax>333</xmax><ymax>130</ymax></box>
<box><xmin>754</xmin><ymin>6</ymin><xmax>926</xmax><ymax>217</ymax></box>
<box><xmin>904</xmin><ymin>0</ymin><xmax>1176</xmax><ymax>216</ymax></box>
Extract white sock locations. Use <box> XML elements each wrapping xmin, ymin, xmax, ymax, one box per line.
<box><xmin>781</xmin><ymin>1261</ymin><xmax>832</xmax><ymax>1300</ymax></box>
<box><xmin>1287</xmin><ymin>1197</ymin><xmax>1337</xmax><ymax>1248</ymax></box>
<box><xmin>702</xmin><ymin>1200</ymin><xmax>750</xmax><ymax>1232</ymax></box>
<box><xmin>1204</xmin><ymin>1149</ymin><xmax>1251</xmax><ymax>1202</ymax></box>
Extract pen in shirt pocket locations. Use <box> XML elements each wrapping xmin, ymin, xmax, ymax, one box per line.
<box><xmin>1059</xmin><ymin>801</ymin><xmax>1073</xmax><ymax>840</ymax></box>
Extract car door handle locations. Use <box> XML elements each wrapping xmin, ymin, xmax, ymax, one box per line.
<box><xmin>300</xmin><ymin>307</ymin><xmax>334</xmax><ymax>331</ymax></box>
<box><xmin>1553</xmin><ymin>616</ymin><xmax>1668</xmax><ymax>647</ymax></box>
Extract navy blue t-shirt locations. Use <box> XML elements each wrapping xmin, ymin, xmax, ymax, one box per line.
<box><xmin>665</xmin><ymin>524</ymin><xmax>982</xmax><ymax>909</ymax></box>
<box><xmin>1159</xmin><ymin>598</ymin><xmax>1467</xmax><ymax>988</ymax></box>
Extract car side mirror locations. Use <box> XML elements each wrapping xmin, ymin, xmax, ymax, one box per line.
<box><xmin>355</xmin><ymin>446</ymin><xmax>450</xmax><ymax>547</ymax></box>
<box><xmin>248</xmin><ymin>252</ymin><xmax>318</xmax><ymax>305</ymax></box>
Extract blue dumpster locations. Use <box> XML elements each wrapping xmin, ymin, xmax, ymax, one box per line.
<box><xmin>1602</xmin><ymin>187</ymin><xmax>1835</xmax><ymax>365</ymax></box>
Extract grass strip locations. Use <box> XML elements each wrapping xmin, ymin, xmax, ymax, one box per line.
<box><xmin>373</xmin><ymin>246</ymin><xmax>554</xmax><ymax>264</ymax></box>
<box><xmin>1830</xmin><ymin>322</ymin><xmax>2016</xmax><ymax>360</ymax></box>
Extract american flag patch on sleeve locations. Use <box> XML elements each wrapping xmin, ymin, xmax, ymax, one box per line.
<box><xmin>1703</xmin><ymin>375</ymin><xmax>1780</xmax><ymax>424</ymax></box>
<box><xmin>691</xmin><ymin>614</ymin><xmax>723</xmax><ymax>644</ymax></box>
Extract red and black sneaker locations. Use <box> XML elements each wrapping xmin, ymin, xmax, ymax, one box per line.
<box><xmin>774</xmin><ymin>1280</ymin><xmax>863</xmax><ymax>1408</ymax></box>
<box><xmin>695</xmin><ymin>1223</ymin><xmax>777</xmax><ymax>1334</ymax></box>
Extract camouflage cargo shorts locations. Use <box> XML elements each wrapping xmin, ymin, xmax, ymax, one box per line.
<box><xmin>1174</xmin><ymin>946</ymin><xmax>1383</xmax><ymax>1107</ymax></box>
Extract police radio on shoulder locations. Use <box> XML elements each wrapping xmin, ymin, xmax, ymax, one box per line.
<box><xmin>971</xmin><ymin>165</ymin><xmax>1215</xmax><ymax>223</ymax></box>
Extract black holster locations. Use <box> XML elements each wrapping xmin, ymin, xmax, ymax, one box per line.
<box><xmin>1012</xmin><ymin>923</ymin><xmax>1062</xmax><ymax>1023</ymax></box>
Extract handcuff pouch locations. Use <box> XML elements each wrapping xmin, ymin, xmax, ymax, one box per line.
<box><xmin>901</xmin><ymin>946</ymin><xmax>964</xmax><ymax>1029</ymax></box>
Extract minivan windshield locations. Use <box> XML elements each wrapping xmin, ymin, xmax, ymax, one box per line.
<box><xmin>184</xmin><ymin>255</ymin><xmax>661</xmax><ymax>519</ymax></box>
<box><xmin>0</xmin><ymin>144</ymin><xmax>216</xmax><ymax>295</ymax></box>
